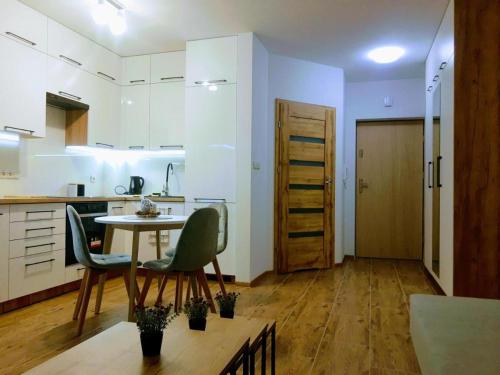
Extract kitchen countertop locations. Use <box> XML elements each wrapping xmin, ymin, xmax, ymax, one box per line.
<box><xmin>0</xmin><ymin>195</ymin><xmax>185</xmax><ymax>204</ymax></box>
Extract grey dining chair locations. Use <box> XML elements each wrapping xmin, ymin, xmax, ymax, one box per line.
<box><xmin>165</xmin><ymin>203</ymin><xmax>229</xmax><ymax>297</ymax></box>
<box><xmin>138</xmin><ymin>207</ymin><xmax>220</xmax><ymax>313</ymax></box>
<box><xmin>67</xmin><ymin>205</ymin><xmax>141</xmax><ymax>335</ymax></box>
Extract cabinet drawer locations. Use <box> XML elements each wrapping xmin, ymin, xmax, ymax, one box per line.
<box><xmin>65</xmin><ymin>264</ymin><xmax>87</xmax><ymax>283</ymax></box>
<box><xmin>10</xmin><ymin>218</ymin><xmax>65</xmax><ymax>240</ymax></box>
<box><xmin>10</xmin><ymin>203</ymin><xmax>66</xmax><ymax>222</ymax></box>
<box><xmin>9</xmin><ymin>234</ymin><xmax>65</xmax><ymax>259</ymax></box>
<box><xmin>9</xmin><ymin>250</ymin><xmax>65</xmax><ymax>299</ymax></box>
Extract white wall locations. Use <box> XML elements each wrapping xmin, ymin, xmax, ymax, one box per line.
<box><xmin>267</xmin><ymin>54</ymin><xmax>345</xmax><ymax>264</ymax></box>
<box><xmin>343</xmin><ymin>78</ymin><xmax>425</xmax><ymax>256</ymax></box>
<box><xmin>0</xmin><ymin>106</ymin><xmax>105</xmax><ymax>196</ymax></box>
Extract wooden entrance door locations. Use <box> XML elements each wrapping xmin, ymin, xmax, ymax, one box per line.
<box><xmin>356</xmin><ymin>120</ymin><xmax>423</xmax><ymax>259</ymax></box>
<box><xmin>275</xmin><ymin>100</ymin><xmax>335</xmax><ymax>273</ymax></box>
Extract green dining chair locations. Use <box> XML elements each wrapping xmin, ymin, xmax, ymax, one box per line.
<box><xmin>138</xmin><ymin>207</ymin><xmax>219</xmax><ymax>312</ymax></box>
<box><xmin>67</xmin><ymin>205</ymin><xmax>141</xmax><ymax>335</ymax></box>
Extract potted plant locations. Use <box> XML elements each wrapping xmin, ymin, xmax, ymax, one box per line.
<box><xmin>135</xmin><ymin>304</ymin><xmax>177</xmax><ymax>357</ymax></box>
<box><xmin>215</xmin><ymin>292</ymin><xmax>240</xmax><ymax>319</ymax></box>
<box><xmin>184</xmin><ymin>297</ymin><xmax>209</xmax><ymax>331</ymax></box>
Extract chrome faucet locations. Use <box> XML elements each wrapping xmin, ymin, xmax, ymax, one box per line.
<box><xmin>163</xmin><ymin>163</ymin><xmax>174</xmax><ymax>197</ymax></box>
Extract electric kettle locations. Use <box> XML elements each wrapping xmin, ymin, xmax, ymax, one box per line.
<box><xmin>129</xmin><ymin>176</ymin><xmax>145</xmax><ymax>195</ymax></box>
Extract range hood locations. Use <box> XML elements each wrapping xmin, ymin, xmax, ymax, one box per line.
<box><xmin>46</xmin><ymin>92</ymin><xmax>89</xmax><ymax>111</ymax></box>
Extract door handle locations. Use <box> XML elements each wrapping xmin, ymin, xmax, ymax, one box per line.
<box><xmin>358</xmin><ymin>178</ymin><xmax>368</xmax><ymax>194</ymax></box>
<box><xmin>437</xmin><ymin>156</ymin><xmax>442</xmax><ymax>188</ymax></box>
<box><xmin>428</xmin><ymin>161</ymin><xmax>433</xmax><ymax>188</ymax></box>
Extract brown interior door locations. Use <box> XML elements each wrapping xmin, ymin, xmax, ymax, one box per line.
<box><xmin>275</xmin><ymin>100</ymin><xmax>335</xmax><ymax>273</ymax></box>
<box><xmin>356</xmin><ymin>120</ymin><xmax>423</xmax><ymax>259</ymax></box>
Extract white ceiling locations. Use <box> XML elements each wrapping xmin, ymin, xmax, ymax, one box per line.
<box><xmin>21</xmin><ymin>0</ymin><xmax>449</xmax><ymax>82</ymax></box>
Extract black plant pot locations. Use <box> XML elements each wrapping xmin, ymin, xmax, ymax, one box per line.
<box><xmin>220</xmin><ymin>309</ymin><xmax>234</xmax><ymax>319</ymax></box>
<box><xmin>140</xmin><ymin>332</ymin><xmax>163</xmax><ymax>357</ymax></box>
<box><xmin>189</xmin><ymin>318</ymin><xmax>207</xmax><ymax>331</ymax></box>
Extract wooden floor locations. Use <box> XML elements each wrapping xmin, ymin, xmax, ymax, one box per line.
<box><xmin>0</xmin><ymin>258</ymin><xmax>436</xmax><ymax>375</ymax></box>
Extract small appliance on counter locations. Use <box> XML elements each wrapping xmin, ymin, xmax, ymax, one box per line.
<box><xmin>129</xmin><ymin>176</ymin><xmax>145</xmax><ymax>195</ymax></box>
<box><xmin>67</xmin><ymin>183</ymin><xmax>85</xmax><ymax>197</ymax></box>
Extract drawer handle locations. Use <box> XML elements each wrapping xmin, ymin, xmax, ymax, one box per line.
<box><xmin>77</xmin><ymin>267</ymin><xmax>86</xmax><ymax>271</ymax></box>
<box><xmin>4</xmin><ymin>126</ymin><xmax>34</xmax><ymax>135</ymax></box>
<box><xmin>25</xmin><ymin>259</ymin><xmax>56</xmax><ymax>267</ymax></box>
<box><xmin>59</xmin><ymin>54</ymin><xmax>82</xmax><ymax>66</ymax></box>
<box><xmin>97</xmin><ymin>71</ymin><xmax>116</xmax><ymax>81</ymax></box>
<box><xmin>130</xmin><ymin>79</ymin><xmax>146</xmax><ymax>84</ymax></box>
<box><xmin>111</xmin><ymin>206</ymin><xmax>124</xmax><ymax>209</ymax></box>
<box><xmin>96</xmin><ymin>142</ymin><xmax>114</xmax><ymax>148</ymax></box>
<box><xmin>26</xmin><ymin>210</ymin><xmax>56</xmax><ymax>214</ymax></box>
<box><xmin>5</xmin><ymin>31</ymin><xmax>36</xmax><ymax>46</ymax></box>
<box><xmin>160</xmin><ymin>145</ymin><xmax>183</xmax><ymax>149</ymax></box>
<box><xmin>59</xmin><ymin>91</ymin><xmax>82</xmax><ymax>101</ymax></box>
<box><xmin>161</xmin><ymin>76</ymin><xmax>184</xmax><ymax>81</ymax></box>
<box><xmin>25</xmin><ymin>226</ymin><xmax>56</xmax><ymax>232</ymax></box>
<box><xmin>25</xmin><ymin>242</ymin><xmax>56</xmax><ymax>249</ymax></box>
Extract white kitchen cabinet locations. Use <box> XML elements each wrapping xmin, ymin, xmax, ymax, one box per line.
<box><xmin>151</xmin><ymin>51</ymin><xmax>185</xmax><ymax>84</ymax></box>
<box><xmin>149</xmin><ymin>81</ymin><xmax>185</xmax><ymax>149</ymax></box>
<box><xmin>108</xmin><ymin>201</ymin><xmax>126</xmax><ymax>253</ymax></box>
<box><xmin>47</xmin><ymin>19</ymin><xmax>93</xmax><ymax>71</ymax></box>
<box><xmin>185</xmin><ymin>202</ymin><xmax>236</xmax><ymax>277</ymax></box>
<box><xmin>9</xmin><ymin>234</ymin><xmax>65</xmax><ymax>259</ymax></box>
<box><xmin>185</xmin><ymin>84</ymin><xmax>237</xmax><ymax>202</ymax></box>
<box><xmin>65</xmin><ymin>263</ymin><xmax>87</xmax><ymax>283</ymax></box>
<box><xmin>87</xmin><ymin>74</ymin><xmax>121</xmax><ymax>148</ymax></box>
<box><xmin>93</xmin><ymin>45</ymin><xmax>121</xmax><ymax>83</ymax></box>
<box><xmin>0</xmin><ymin>206</ymin><xmax>9</xmax><ymax>302</ymax></box>
<box><xmin>122</xmin><ymin>55</ymin><xmax>151</xmax><ymax>85</ymax></box>
<box><xmin>186</xmin><ymin>36</ymin><xmax>237</xmax><ymax>86</ymax></box>
<box><xmin>0</xmin><ymin>35</ymin><xmax>46</xmax><ymax>137</ymax></box>
<box><xmin>9</xmin><ymin>203</ymin><xmax>66</xmax><ymax>222</ymax></box>
<box><xmin>121</xmin><ymin>85</ymin><xmax>150</xmax><ymax>150</ymax></box>
<box><xmin>47</xmin><ymin>55</ymin><xmax>91</xmax><ymax>105</ymax></box>
<box><xmin>0</xmin><ymin>0</ymin><xmax>47</xmax><ymax>53</ymax></box>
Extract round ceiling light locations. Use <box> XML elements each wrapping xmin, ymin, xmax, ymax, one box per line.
<box><xmin>109</xmin><ymin>10</ymin><xmax>127</xmax><ymax>35</ymax></box>
<box><xmin>92</xmin><ymin>0</ymin><xmax>114</xmax><ymax>25</ymax></box>
<box><xmin>367</xmin><ymin>46</ymin><xmax>405</xmax><ymax>64</ymax></box>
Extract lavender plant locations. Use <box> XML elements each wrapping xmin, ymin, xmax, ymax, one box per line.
<box><xmin>135</xmin><ymin>304</ymin><xmax>177</xmax><ymax>335</ymax></box>
<box><xmin>183</xmin><ymin>297</ymin><xmax>210</xmax><ymax>320</ymax></box>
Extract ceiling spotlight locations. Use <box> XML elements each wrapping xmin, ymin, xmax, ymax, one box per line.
<box><xmin>367</xmin><ymin>46</ymin><xmax>405</xmax><ymax>64</ymax></box>
<box><xmin>109</xmin><ymin>9</ymin><xmax>127</xmax><ymax>35</ymax></box>
<box><xmin>92</xmin><ymin>0</ymin><xmax>113</xmax><ymax>25</ymax></box>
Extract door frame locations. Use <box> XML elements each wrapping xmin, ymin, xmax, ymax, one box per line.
<box><xmin>354</xmin><ymin>117</ymin><xmax>425</xmax><ymax>259</ymax></box>
<box><xmin>274</xmin><ymin>99</ymin><xmax>336</xmax><ymax>272</ymax></box>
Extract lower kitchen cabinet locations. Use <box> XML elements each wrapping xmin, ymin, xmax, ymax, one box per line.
<box><xmin>108</xmin><ymin>201</ymin><xmax>126</xmax><ymax>253</ymax></box>
<box><xmin>185</xmin><ymin>202</ymin><xmax>236</xmax><ymax>277</ymax></box>
<box><xmin>65</xmin><ymin>263</ymin><xmax>87</xmax><ymax>283</ymax></box>
<box><xmin>0</xmin><ymin>206</ymin><xmax>9</xmax><ymax>303</ymax></box>
<box><xmin>9</xmin><ymin>249</ymin><xmax>65</xmax><ymax>299</ymax></box>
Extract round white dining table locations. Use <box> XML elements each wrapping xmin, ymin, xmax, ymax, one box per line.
<box><xmin>95</xmin><ymin>214</ymin><xmax>188</xmax><ymax>321</ymax></box>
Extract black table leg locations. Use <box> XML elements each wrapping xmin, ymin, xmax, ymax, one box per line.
<box><xmin>243</xmin><ymin>342</ymin><xmax>249</xmax><ymax>375</ymax></box>
<box><xmin>271</xmin><ymin>324</ymin><xmax>276</xmax><ymax>375</ymax></box>
<box><xmin>262</xmin><ymin>329</ymin><xmax>267</xmax><ymax>375</ymax></box>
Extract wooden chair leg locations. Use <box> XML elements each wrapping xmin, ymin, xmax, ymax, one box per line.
<box><xmin>77</xmin><ymin>269</ymin><xmax>95</xmax><ymax>336</ymax></box>
<box><xmin>190</xmin><ymin>273</ymin><xmax>199</xmax><ymax>298</ymax></box>
<box><xmin>138</xmin><ymin>272</ymin><xmax>155</xmax><ymax>306</ymax></box>
<box><xmin>186</xmin><ymin>276</ymin><xmax>191</xmax><ymax>301</ymax></box>
<box><xmin>94</xmin><ymin>272</ymin><xmax>107</xmax><ymax>314</ymax></box>
<box><xmin>212</xmin><ymin>257</ymin><xmax>227</xmax><ymax>297</ymax></box>
<box><xmin>155</xmin><ymin>275</ymin><xmax>169</xmax><ymax>306</ymax></box>
<box><xmin>176</xmin><ymin>272</ymin><xmax>184</xmax><ymax>313</ymax></box>
<box><xmin>73</xmin><ymin>268</ymin><xmax>89</xmax><ymax>320</ymax></box>
<box><xmin>197</xmin><ymin>270</ymin><xmax>216</xmax><ymax>313</ymax></box>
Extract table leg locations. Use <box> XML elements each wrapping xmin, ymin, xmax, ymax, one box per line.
<box><xmin>128</xmin><ymin>228</ymin><xmax>140</xmax><ymax>321</ymax></box>
<box><xmin>271</xmin><ymin>324</ymin><xmax>276</xmax><ymax>375</ymax></box>
<box><xmin>262</xmin><ymin>329</ymin><xmax>267</xmax><ymax>375</ymax></box>
<box><xmin>243</xmin><ymin>342</ymin><xmax>249</xmax><ymax>375</ymax></box>
<box><xmin>95</xmin><ymin>225</ymin><xmax>114</xmax><ymax>314</ymax></box>
<box><xmin>156</xmin><ymin>230</ymin><xmax>162</xmax><ymax>293</ymax></box>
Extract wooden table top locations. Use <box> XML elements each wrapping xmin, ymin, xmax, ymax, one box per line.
<box><xmin>25</xmin><ymin>315</ymin><xmax>270</xmax><ymax>375</ymax></box>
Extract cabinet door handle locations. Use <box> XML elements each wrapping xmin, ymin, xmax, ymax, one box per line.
<box><xmin>432</xmin><ymin>75</ymin><xmax>439</xmax><ymax>82</ymax></box>
<box><xmin>5</xmin><ymin>31</ymin><xmax>36</xmax><ymax>46</ymax></box>
<box><xmin>76</xmin><ymin>267</ymin><xmax>86</xmax><ymax>271</ymax></box>
<box><xmin>25</xmin><ymin>258</ymin><xmax>56</xmax><ymax>267</ymax></box>
<box><xmin>96</xmin><ymin>142</ymin><xmax>114</xmax><ymax>149</ymax></box>
<box><xmin>436</xmin><ymin>156</ymin><xmax>443</xmax><ymax>188</ymax></box>
<box><xmin>128</xmin><ymin>145</ymin><xmax>145</xmax><ymax>150</ymax></box>
<box><xmin>427</xmin><ymin>161</ymin><xmax>433</xmax><ymax>188</ymax></box>
<box><xmin>26</xmin><ymin>210</ymin><xmax>56</xmax><ymax>214</ymax></box>
<box><xmin>58</xmin><ymin>91</ymin><xmax>82</xmax><ymax>101</ymax></box>
<box><xmin>59</xmin><ymin>55</ymin><xmax>82</xmax><ymax>66</ymax></box>
<box><xmin>26</xmin><ymin>226</ymin><xmax>56</xmax><ymax>232</ymax></box>
<box><xmin>439</xmin><ymin>61</ymin><xmax>448</xmax><ymax>70</ymax></box>
<box><xmin>161</xmin><ymin>76</ymin><xmax>184</xmax><ymax>81</ymax></box>
<box><xmin>3</xmin><ymin>126</ymin><xmax>34</xmax><ymax>135</ymax></box>
<box><xmin>111</xmin><ymin>206</ymin><xmax>124</xmax><ymax>210</ymax></box>
<box><xmin>97</xmin><ymin>71</ymin><xmax>116</xmax><ymax>81</ymax></box>
<box><xmin>25</xmin><ymin>242</ymin><xmax>56</xmax><ymax>249</ymax></box>
<box><xmin>130</xmin><ymin>79</ymin><xmax>146</xmax><ymax>84</ymax></box>
<box><xmin>194</xmin><ymin>79</ymin><xmax>228</xmax><ymax>85</ymax></box>
<box><xmin>427</xmin><ymin>86</ymin><xmax>433</xmax><ymax>92</ymax></box>
<box><xmin>160</xmin><ymin>145</ymin><xmax>183</xmax><ymax>149</ymax></box>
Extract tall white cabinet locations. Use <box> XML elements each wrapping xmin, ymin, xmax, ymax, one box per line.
<box><xmin>424</xmin><ymin>0</ymin><xmax>454</xmax><ymax>295</ymax></box>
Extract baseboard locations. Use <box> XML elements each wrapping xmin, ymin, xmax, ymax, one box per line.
<box><xmin>422</xmin><ymin>266</ymin><xmax>446</xmax><ymax>296</ymax></box>
<box><xmin>235</xmin><ymin>270</ymin><xmax>275</xmax><ymax>287</ymax></box>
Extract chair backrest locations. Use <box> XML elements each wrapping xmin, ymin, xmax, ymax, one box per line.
<box><xmin>209</xmin><ymin>203</ymin><xmax>228</xmax><ymax>254</ymax></box>
<box><xmin>171</xmin><ymin>207</ymin><xmax>219</xmax><ymax>272</ymax></box>
<box><xmin>66</xmin><ymin>205</ymin><xmax>93</xmax><ymax>268</ymax></box>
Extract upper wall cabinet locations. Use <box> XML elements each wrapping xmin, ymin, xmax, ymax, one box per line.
<box><xmin>122</xmin><ymin>55</ymin><xmax>151</xmax><ymax>85</ymax></box>
<box><xmin>47</xmin><ymin>55</ymin><xmax>91</xmax><ymax>105</ymax></box>
<box><xmin>0</xmin><ymin>36</ymin><xmax>46</xmax><ymax>137</ymax></box>
<box><xmin>151</xmin><ymin>51</ymin><xmax>186</xmax><ymax>83</ymax></box>
<box><xmin>92</xmin><ymin>45</ymin><xmax>121</xmax><ymax>83</ymax></box>
<box><xmin>48</xmin><ymin>20</ymin><xmax>94</xmax><ymax>71</ymax></box>
<box><xmin>186</xmin><ymin>36</ymin><xmax>237</xmax><ymax>86</ymax></box>
<box><xmin>0</xmin><ymin>0</ymin><xmax>47</xmax><ymax>53</ymax></box>
<box><xmin>121</xmin><ymin>85</ymin><xmax>150</xmax><ymax>149</ymax></box>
